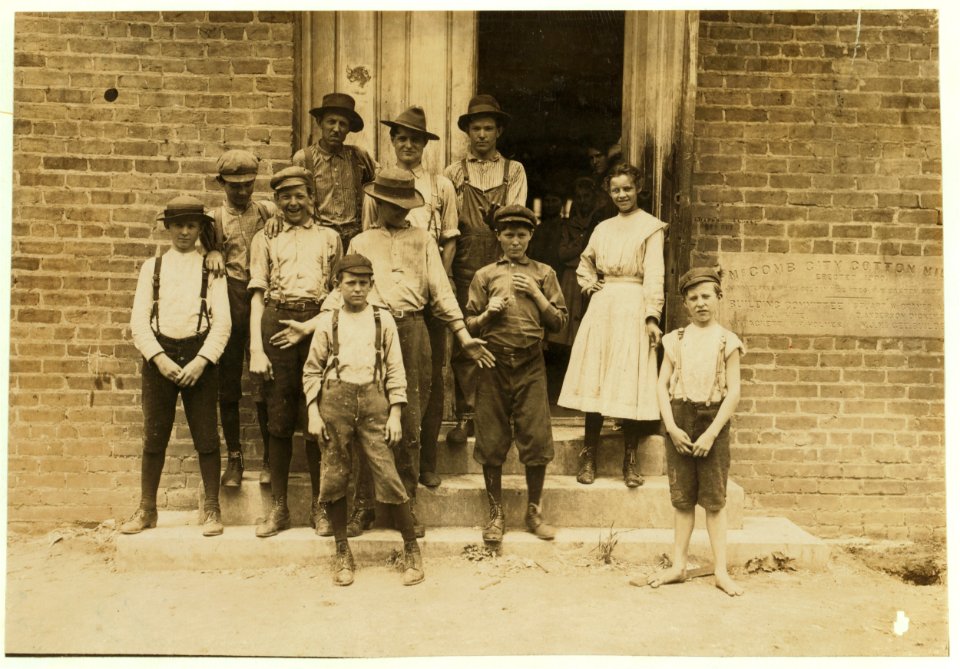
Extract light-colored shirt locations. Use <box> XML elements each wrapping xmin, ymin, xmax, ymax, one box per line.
<box><xmin>130</xmin><ymin>248</ymin><xmax>231</xmax><ymax>363</ymax></box>
<box><xmin>465</xmin><ymin>256</ymin><xmax>567</xmax><ymax>348</ymax></box>
<box><xmin>361</xmin><ymin>164</ymin><xmax>460</xmax><ymax>245</ymax></box>
<box><xmin>209</xmin><ymin>200</ymin><xmax>277</xmax><ymax>282</ymax></box>
<box><xmin>247</xmin><ymin>218</ymin><xmax>343</xmax><ymax>303</ymax></box>
<box><xmin>302</xmin><ymin>305</ymin><xmax>407</xmax><ymax>407</ymax></box>
<box><xmin>443</xmin><ymin>149</ymin><xmax>528</xmax><ymax>208</ymax></box>
<box><xmin>292</xmin><ymin>144</ymin><xmax>377</xmax><ymax>227</ymax></box>
<box><xmin>663</xmin><ymin>323</ymin><xmax>745</xmax><ymax>403</ymax></box>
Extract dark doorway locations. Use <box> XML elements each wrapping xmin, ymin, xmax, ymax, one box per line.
<box><xmin>478</xmin><ymin>11</ymin><xmax>625</xmax><ymax>413</ymax></box>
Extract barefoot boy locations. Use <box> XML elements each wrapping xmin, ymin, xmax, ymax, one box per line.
<box><xmin>647</xmin><ymin>267</ymin><xmax>744</xmax><ymax>596</ymax></box>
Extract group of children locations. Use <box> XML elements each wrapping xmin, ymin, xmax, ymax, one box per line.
<box><xmin>123</xmin><ymin>146</ymin><xmax>745</xmax><ymax>597</ymax></box>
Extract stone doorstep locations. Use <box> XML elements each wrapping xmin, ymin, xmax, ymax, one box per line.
<box><xmin>114</xmin><ymin>516</ymin><xmax>830</xmax><ymax>571</ymax></box>
<box><xmin>208</xmin><ymin>474</ymin><xmax>745</xmax><ymax>531</ymax></box>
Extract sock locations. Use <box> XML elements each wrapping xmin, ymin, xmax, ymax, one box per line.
<box><xmin>482</xmin><ymin>464</ymin><xmax>503</xmax><ymax>507</ymax></box>
<box><xmin>391</xmin><ymin>502</ymin><xmax>417</xmax><ymax>543</ymax></box>
<box><xmin>525</xmin><ymin>464</ymin><xmax>546</xmax><ymax>507</ymax></box>
<box><xmin>269</xmin><ymin>435</ymin><xmax>293</xmax><ymax>500</ymax></box>
<box><xmin>197</xmin><ymin>448</ymin><xmax>221</xmax><ymax>512</ymax></box>
<box><xmin>584</xmin><ymin>412</ymin><xmax>603</xmax><ymax>449</ymax></box>
<box><xmin>327</xmin><ymin>496</ymin><xmax>348</xmax><ymax>542</ymax></box>
<box><xmin>219</xmin><ymin>400</ymin><xmax>241</xmax><ymax>453</ymax></box>
<box><xmin>256</xmin><ymin>402</ymin><xmax>270</xmax><ymax>463</ymax></box>
<box><xmin>140</xmin><ymin>450</ymin><xmax>166</xmax><ymax>510</ymax></box>
<box><xmin>622</xmin><ymin>419</ymin><xmax>641</xmax><ymax>451</ymax></box>
<box><xmin>305</xmin><ymin>439</ymin><xmax>321</xmax><ymax>499</ymax></box>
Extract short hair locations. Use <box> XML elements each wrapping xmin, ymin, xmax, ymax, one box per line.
<box><xmin>603</xmin><ymin>162</ymin><xmax>642</xmax><ymax>192</ymax></box>
<box><xmin>388</xmin><ymin>126</ymin><xmax>428</xmax><ymax>142</ymax></box>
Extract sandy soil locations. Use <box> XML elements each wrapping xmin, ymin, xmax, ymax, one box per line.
<box><xmin>3</xmin><ymin>527</ymin><xmax>949</xmax><ymax>658</ymax></box>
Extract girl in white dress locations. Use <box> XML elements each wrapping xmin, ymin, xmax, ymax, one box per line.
<box><xmin>557</xmin><ymin>163</ymin><xmax>666</xmax><ymax>487</ymax></box>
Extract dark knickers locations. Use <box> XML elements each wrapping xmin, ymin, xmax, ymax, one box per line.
<box><xmin>261</xmin><ymin>302</ymin><xmax>321</xmax><ymax>438</ymax></box>
<box><xmin>664</xmin><ymin>399</ymin><xmax>731</xmax><ymax>511</ymax></box>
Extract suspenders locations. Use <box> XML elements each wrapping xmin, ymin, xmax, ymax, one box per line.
<box><xmin>326</xmin><ymin>307</ymin><xmax>384</xmax><ymax>387</ymax></box>
<box><xmin>304</xmin><ymin>144</ymin><xmax>368</xmax><ymax>221</ymax></box>
<box><xmin>670</xmin><ymin>327</ymin><xmax>728</xmax><ymax>405</ymax></box>
<box><xmin>460</xmin><ymin>157</ymin><xmax>511</xmax><ymax>191</ymax></box>
<box><xmin>150</xmin><ymin>255</ymin><xmax>211</xmax><ymax>338</ymax></box>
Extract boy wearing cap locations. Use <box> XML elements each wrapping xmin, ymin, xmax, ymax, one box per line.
<box><xmin>123</xmin><ymin>196</ymin><xmax>231</xmax><ymax>536</ymax></box>
<box><xmin>342</xmin><ymin>167</ymin><xmax>494</xmax><ymax>537</ymax></box>
<box><xmin>302</xmin><ymin>253</ymin><xmax>424</xmax><ymax>587</ymax></box>
<box><xmin>444</xmin><ymin>94</ymin><xmax>528</xmax><ymax>448</ymax></box>
<box><xmin>643</xmin><ymin>267</ymin><xmax>744</xmax><ymax>597</ymax></box>
<box><xmin>248</xmin><ymin>166</ymin><xmax>343</xmax><ymax>538</ymax></box>
<box><xmin>203</xmin><ymin>149</ymin><xmax>276</xmax><ymax>487</ymax></box>
<box><xmin>293</xmin><ymin>92</ymin><xmax>377</xmax><ymax>250</ymax></box>
<box><xmin>465</xmin><ymin>204</ymin><xmax>567</xmax><ymax>544</ymax></box>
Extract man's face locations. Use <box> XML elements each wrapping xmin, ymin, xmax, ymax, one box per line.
<box><xmin>275</xmin><ymin>185</ymin><xmax>313</xmax><ymax>225</ymax></box>
<box><xmin>168</xmin><ymin>219</ymin><xmax>203</xmax><ymax>252</ymax></box>
<box><xmin>219</xmin><ymin>178</ymin><xmax>255</xmax><ymax>210</ymax></box>
<box><xmin>319</xmin><ymin>112</ymin><xmax>351</xmax><ymax>150</ymax></box>
<box><xmin>467</xmin><ymin>116</ymin><xmax>502</xmax><ymax>157</ymax></box>
<box><xmin>379</xmin><ymin>200</ymin><xmax>410</xmax><ymax>229</ymax></box>
<box><xmin>391</xmin><ymin>128</ymin><xmax>427</xmax><ymax>167</ymax></box>
<box><xmin>588</xmin><ymin>148</ymin><xmax>608</xmax><ymax>176</ymax></box>
<box><xmin>338</xmin><ymin>271</ymin><xmax>373</xmax><ymax>309</ymax></box>
<box><xmin>497</xmin><ymin>225</ymin><xmax>532</xmax><ymax>261</ymax></box>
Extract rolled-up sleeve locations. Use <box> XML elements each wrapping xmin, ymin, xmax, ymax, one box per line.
<box><xmin>130</xmin><ymin>258</ymin><xmax>163</xmax><ymax>361</ymax></box>
<box><xmin>197</xmin><ymin>274</ymin><xmax>232</xmax><ymax>363</ymax></box>
<box><xmin>247</xmin><ymin>230</ymin><xmax>269</xmax><ymax>293</ymax></box>
<box><xmin>539</xmin><ymin>267</ymin><xmax>568</xmax><ymax>334</ymax></box>
<box><xmin>302</xmin><ymin>312</ymin><xmax>332</xmax><ymax>406</ymax></box>
<box><xmin>642</xmin><ymin>227</ymin><xmax>666</xmax><ymax>321</ymax></box>
<box><xmin>437</xmin><ymin>175</ymin><xmax>460</xmax><ymax>243</ymax></box>
<box><xmin>380</xmin><ymin>313</ymin><xmax>408</xmax><ymax>406</ymax></box>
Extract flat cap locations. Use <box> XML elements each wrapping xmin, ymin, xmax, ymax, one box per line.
<box><xmin>217</xmin><ymin>150</ymin><xmax>259</xmax><ymax>182</ymax></box>
<box><xmin>492</xmin><ymin>204</ymin><xmax>538</xmax><ymax>231</ymax></box>
<box><xmin>333</xmin><ymin>253</ymin><xmax>375</xmax><ymax>277</ymax></box>
<box><xmin>270</xmin><ymin>166</ymin><xmax>313</xmax><ymax>192</ymax></box>
<box><xmin>156</xmin><ymin>195</ymin><xmax>214</xmax><ymax>225</ymax></box>
<box><xmin>678</xmin><ymin>267</ymin><xmax>722</xmax><ymax>295</ymax></box>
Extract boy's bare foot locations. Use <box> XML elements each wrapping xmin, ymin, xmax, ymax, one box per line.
<box><xmin>714</xmin><ymin>571</ymin><xmax>743</xmax><ymax>596</ymax></box>
<box><xmin>647</xmin><ymin>566</ymin><xmax>687</xmax><ymax>588</ymax></box>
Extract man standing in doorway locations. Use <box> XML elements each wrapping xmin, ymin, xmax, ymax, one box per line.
<box><xmin>443</xmin><ymin>94</ymin><xmax>528</xmax><ymax>447</ymax></box>
<box><xmin>293</xmin><ymin>92</ymin><xmax>377</xmax><ymax>250</ymax></box>
<box><xmin>362</xmin><ymin>106</ymin><xmax>460</xmax><ymax>488</ymax></box>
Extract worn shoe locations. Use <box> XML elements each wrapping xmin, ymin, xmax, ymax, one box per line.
<box><xmin>333</xmin><ymin>541</ymin><xmax>355</xmax><ymax>587</ymax></box>
<box><xmin>401</xmin><ymin>540</ymin><xmax>425</xmax><ymax>586</ymax></box>
<box><xmin>120</xmin><ymin>507</ymin><xmax>158</xmax><ymax>534</ymax></box>
<box><xmin>482</xmin><ymin>503</ymin><xmax>505</xmax><ymax>543</ymax></box>
<box><xmin>221</xmin><ymin>451</ymin><xmax>244</xmax><ymax>487</ymax></box>
<box><xmin>255</xmin><ymin>497</ymin><xmax>290</xmax><ymax>538</ymax></box>
<box><xmin>258</xmin><ymin>462</ymin><xmax>271</xmax><ymax>486</ymax></box>
<box><xmin>314</xmin><ymin>501</ymin><xmax>334</xmax><ymax>537</ymax></box>
<box><xmin>623</xmin><ymin>447</ymin><xmax>643</xmax><ymax>488</ymax></box>
<box><xmin>445</xmin><ymin>419</ymin><xmax>469</xmax><ymax>448</ymax></box>
<box><xmin>419</xmin><ymin>471</ymin><xmax>442</xmax><ymax>488</ymax></box>
<box><xmin>525</xmin><ymin>503</ymin><xmax>556</xmax><ymax>541</ymax></box>
<box><xmin>576</xmin><ymin>444</ymin><xmax>597</xmax><ymax>485</ymax></box>
<box><xmin>346</xmin><ymin>507</ymin><xmax>375</xmax><ymax>538</ymax></box>
<box><xmin>202</xmin><ymin>508</ymin><xmax>224</xmax><ymax>537</ymax></box>
<box><xmin>411</xmin><ymin>503</ymin><xmax>426</xmax><ymax>538</ymax></box>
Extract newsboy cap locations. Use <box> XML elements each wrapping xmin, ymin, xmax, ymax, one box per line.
<box><xmin>492</xmin><ymin>204</ymin><xmax>538</xmax><ymax>231</ymax></box>
<box><xmin>678</xmin><ymin>267</ymin><xmax>722</xmax><ymax>295</ymax></box>
<box><xmin>270</xmin><ymin>166</ymin><xmax>313</xmax><ymax>192</ymax></box>
<box><xmin>333</xmin><ymin>253</ymin><xmax>375</xmax><ymax>278</ymax></box>
<box><xmin>216</xmin><ymin>149</ymin><xmax>259</xmax><ymax>182</ymax></box>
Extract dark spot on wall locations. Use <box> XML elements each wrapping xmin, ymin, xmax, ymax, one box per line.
<box><xmin>104</xmin><ymin>88</ymin><xmax>119</xmax><ymax>102</ymax></box>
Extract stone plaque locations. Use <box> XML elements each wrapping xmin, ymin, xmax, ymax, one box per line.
<box><xmin>716</xmin><ymin>253</ymin><xmax>944</xmax><ymax>338</ymax></box>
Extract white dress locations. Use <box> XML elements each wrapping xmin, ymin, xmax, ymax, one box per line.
<box><xmin>557</xmin><ymin>208</ymin><xmax>667</xmax><ymax>420</ymax></box>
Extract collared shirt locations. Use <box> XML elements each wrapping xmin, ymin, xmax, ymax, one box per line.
<box><xmin>302</xmin><ymin>305</ymin><xmax>407</xmax><ymax>407</ymax></box>
<box><xmin>465</xmin><ymin>256</ymin><xmax>567</xmax><ymax>348</ymax></box>
<box><xmin>443</xmin><ymin>149</ymin><xmax>528</xmax><ymax>207</ymax></box>
<box><xmin>210</xmin><ymin>200</ymin><xmax>277</xmax><ymax>282</ymax></box>
<box><xmin>361</xmin><ymin>164</ymin><xmax>460</xmax><ymax>245</ymax></box>
<box><xmin>130</xmin><ymin>248</ymin><xmax>231</xmax><ymax>363</ymax></box>
<box><xmin>248</xmin><ymin>217</ymin><xmax>343</xmax><ymax>303</ymax></box>
<box><xmin>292</xmin><ymin>143</ymin><xmax>377</xmax><ymax>227</ymax></box>
<box><xmin>342</xmin><ymin>225</ymin><xmax>463</xmax><ymax>323</ymax></box>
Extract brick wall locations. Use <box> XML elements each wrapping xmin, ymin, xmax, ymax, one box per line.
<box><xmin>9</xmin><ymin>11</ymin><xmax>297</xmax><ymax>531</ymax></box>
<box><xmin>692</xmin><ymin>10</ymin><xmax>944</xmax><ymax>539</ymax></box>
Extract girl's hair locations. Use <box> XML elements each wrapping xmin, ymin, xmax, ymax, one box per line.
<box><xmin>603</xmin><ymin>162</ymin><xmax>642</xmax><ymax>192</ymax></box>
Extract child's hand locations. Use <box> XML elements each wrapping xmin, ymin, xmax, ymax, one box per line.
<box><xmin>270</xmin><ymin>319</ymin><xmax>312</xmax><ymax>349</ymax></box>
<box><xmin>487</xmin><ymin>295</ymin><xmax>511</xmax><ymax>315</ymax></box>
<box><xmin>645</xmin><ymin>320</ymin><xmax>662</xmax><ymax>347</ymax></box>
<box><xmin>307</xmin><ymin>405</ymin><xmax>329</xmax><ymax>441</ymax></box>
<box><xmin>511</xmin><ymin>273</ymin><xmax>542</xmax><ymax>299</ymax></box>
<box><xmin>385</xmin><ymin>412</ymin><xmax>402</xmax><ymax>447</ymax></box>
<box><xmin>176</xmin><ymin>357</ymin><xmax>208</xmax><ymax>387</ymax></box>
<box><xmin>264</xmin><ymin>217</ymin><xmax>284</xmax><ymax>239</ymax></box>
<box><xmin>584</xmin><ymin>279</ymin><xmax>605</xmax><ymax>296</ymax></box>
<box><xmin>667</xmin><ymin>426</ymin><xmax>694</xmax><ymax>455</ymax></box>
<box><xmin>250</xmin><ymin>350</ymin><xmax>273</xmax><ymax>380</ymax></box>
<box><xmin>204</xmin><ymin>251</ymin><xmax>226</xmax><ymax>278</ymax></box>
<box><xmin>692</xmin><ymin>431</ymin><xmax>716</xmax><ymax>458</ymax></box>
<box><xmin>153</xmin><ymin>354</ymin><xmax>183</xmax><ymax>383</ymax></box>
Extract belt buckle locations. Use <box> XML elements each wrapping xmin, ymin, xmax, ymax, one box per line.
<box><xmin>391</xmin><ymin>308</ymin><xmax>405</xmax><ymax>319</ymax></box>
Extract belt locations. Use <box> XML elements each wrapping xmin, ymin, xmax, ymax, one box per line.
<box><xmin>486</xmin><ymin>341</ymin><xmax>541</xmax><ymax>357</ymax></box>
<box><xmin>270</xmin><ymin>299</ymin><xmax>322</xmax><ymax>311</ymax></box>
<box><xmin>387</xmin><ymin>308</ymin><xmax>423</xmax><ymax>320</ymax></box>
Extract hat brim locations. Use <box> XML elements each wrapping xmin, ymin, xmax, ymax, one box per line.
<box><xmin>219</xmin><ymin>173</ymin><xmax>258</xmax><ymax>183</ymax></box>
<box><xmin>457</xmin><ymin>110</ymin><xmax>511</xmax><ymax>132</ymax></box>
<box><xmin>379</xmin><ymin>120</ymin><xmax>439</xmax><ymax>141</ymax></box>
<box><xmin>310</xmin><ymin>106</ymin><xmax>364</xmax><ymax>133</ymax></box>
<box><xmin>272</xmin><ymin>177</ymin><xmax>311</xmax><ymax>192</ymax></box>
<box><xmin>157</xmin><ymin>211</ymin><xmax>215</xmax><ymax>225</ymax></box>
<box><xmin>363</xmin><ymin>183</ymin><xmax>425</xmax><ymax>210</ymax></box>
<box><xmin>493</xmin><ymin>217</ymin><xmax>536</xmax><ymax>231</ymax></box>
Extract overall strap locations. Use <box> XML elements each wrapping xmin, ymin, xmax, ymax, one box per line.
<box><xmin>349</xmin><ymin>145</ymin><xmax>365</xmax><ymax>220</ymax></box>
<box><xmin>304</xmin><ymin>144</ymin><xmax>316</xmax><ymax>176</ymax></box>
<box><xmin>426</xmin><ymin>171</ymin><xmax>441</xmax><ymax>241</ymax></box>
<box><xmin>150</xmin><ymin>255</ymin><xmax>163</xmax><ymax>336</ymax></box>
<box><xmin>501</xmin><ymin>158</ymin><xmax>511</xmax><ymax>186</ymax></box>
<box><xmin>670</xmin><ymin>327</ymin><xmax>686</xmax><ymax>401</ymax></box>
<box><xmin>325</xmin><ymin>308</ymin><xmax>342</xmax><ymax>380</ymax></box>
<box><xmin>460</xmin><ymin>159</ymin><xmax>470</xmax><ymax>185</ymax></box>
<box><xmin>196</xmin><ymin>261</ymin><xmax>211</xmax><ymax>334</ymax></box>
<box><xmin>709</xmin><ymin>334</ymin><xmax>728</xmax><ymax>406</ymax></box>
<box><xmin>372</xmin><ymin>307</ymin><xmax>383</xmax><ymax>386</ymax></box>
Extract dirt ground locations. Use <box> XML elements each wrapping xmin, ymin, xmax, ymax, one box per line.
<box><xmin>2</xmin><ymin>526</ymin><xmax>950</xmax><ymax>659</ymax></box>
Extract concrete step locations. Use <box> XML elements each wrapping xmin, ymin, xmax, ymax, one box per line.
<box><xmin>209</xmin><ymin>473</ymin><xmax>745</xmax><ymax>530</ymax></box>
<box><xmin>115</xmin><ymin>516</ymin><xmax>829</xmax><ymax>571</ymax></box>
<box><xmin>434</xmin><ymin>428</ymin><xmax>665</xmax><ymax>477</ymax></box>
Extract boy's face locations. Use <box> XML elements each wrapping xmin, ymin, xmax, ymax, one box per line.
<box><xmin>168</xmin><ymin>218</ymin><xmax>203</xmax><ymax>252</ymax></box>
<box><xmin>220</xmin><ymin>178</ymin><xmax>255</xmax><ymax>210</ymax></box>
<box><xmin>683</xmin><ymin>281</ymin><xmax>720</xmax><ymax>325</ymax></box>
<box><xmin>275</xmin><ymin>185</ymin><xmax>313</xmax><ymax>225</ymax></box>
<box><xmin>467</xmin><ymin>116</ymin><xmax>502</xmax><ymax>157</ymax></box>
<box><xmin>497</xmin><ymin>225</ymin><xmax>533</xmax><ymax>261</ymax></box>
<box><xmin>379</xmin><ymin>200</ymin><xmax>410</xmax><ymax>229</ymax></box>
<box><xmin>338</xmin><ymin>271</ymin><xmax>373</xmax><ymax>308</ymax></box>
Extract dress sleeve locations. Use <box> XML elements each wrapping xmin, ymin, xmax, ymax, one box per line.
<box><xmin>575</xmin><ymin>229</ymin><xmax>600</xmax><ymax>290</ymax></box>
<box><xmin>641</xmin><ymin>227</ymin><xmax>666</xmax><ymax>321</ymax></box>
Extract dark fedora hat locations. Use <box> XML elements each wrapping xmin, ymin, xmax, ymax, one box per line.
<box><xmin>156</xmin><ymin>195</ymin><xmax>214</xmax><ymax>226</ymax></box>
<box><xmin>457</xmin><ymin>94</ymin><xmax>511</xmax><ymax>132</ymax></box>
<box><xmin>380</xmin><ymin>106</ymin><xmax>439</xmax><ymax>141</ymax></box>
<box><xmin>362</xmin><ymin>167</ymin><xmax>425</xmax><ymax>210</ymax></box>
<box><xmin>309</xmin><ymin>92</ymin><xmax>364</xmax><ymax>133</ymax></box>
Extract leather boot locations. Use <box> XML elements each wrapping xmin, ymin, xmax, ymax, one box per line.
<box><xmin>576</xmin><ymin>443</ymin><xmax>597</xmax><ymax>485</ymax></box>
<box><xmin>445</xmin><ymin>417</ymin><xmax>469</xmax><ymax>448</ymax></box>
<box><xmin>525</xmin><ymin>502</ymin><xmax>556</xmax><ymax>541</ymax></box>
<box><xmin>120</xmin><ymin>507</ymin><xmax>158</xmax><ymax>534</ymax></box>
<box><xmin>315</xmin><ymin>500</ymin><xmax>334</xmax><ymax>537</ymax></box>
<box><xmin>623</xmin><ymin>447</ymin><xmax>643</xmax><ymax>488</ymax></box>
<box><xmin>221</xmin><ymin>451</ymin><xmax>243</xmax><ymax>487</ymax></box>
<box><xmin>401</xmin><ymin>540</ymin><xmax>425</xmax><ymax>586</ymax></box>
<box><xmin>346</xmin><ymin>507</ymin><xmax>375</xmax><ymax>537</ymax></box>
<box><xmin>202</xmin><ymin>508</ymin><xmax>224</xmax><ymax>537</ymax></box>
<box><xmin>256</xmin><ymin>496</ymin><xmax>290</xmax><ymax>537</ymax></box>
<box><xmin>482</xmin><ymin>503</ymin><xmax>505</xmax><ymax>543</ymax></box>
<box><xmin>333</xmin><ymin>540</ymin><xmax>355</xmax><ymax>586</ymax></box>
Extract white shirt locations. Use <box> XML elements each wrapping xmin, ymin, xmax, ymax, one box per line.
<box><xmin>662</xmin><ymin>322</ymin><xmax>745</xmax><ymax>403</ymax></box>
<box><xmin>130</xmin><ymin>248</ymin><xmax>231</xmax><ymax>363</ymax></box>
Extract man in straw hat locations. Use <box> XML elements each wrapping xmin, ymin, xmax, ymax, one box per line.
<box><xmin>293</xmin><ymin>92</ymin><xmax>377</xmax><ymax>250</ymax></box>
<box><xmin>123</xmin><ymin>196</ymin><xmax>231</xmax><ymax>537</ymax></box>
<box><xmin>443</xmin><ymin>94</ymin><xmax>528</xmax><ymax>448</ymax></box>
<box><xmin>339</xmin><ymin>167</ymin><xmax>495</xmax><ymax>537</ymax></box>
<box><xmin>363</xmin><ymin>105</ymin><xmax>459</xmax><ymax>489</ymax></box>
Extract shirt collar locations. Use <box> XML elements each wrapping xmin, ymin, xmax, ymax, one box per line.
<box><xmin>316</xmin><ymin>144</ymin><xmax>343</xmax><ymax>161</ymax></box>
<box><xmin>282</xmin><ymin>218</ymin><xmax>314</xmax><ymax>231</ymax></box>
<box><xmin>467</xmin><ymin>148</ymin><xmax>502</xmax><ymax>163</ymax></box>
<box><xmin>496</xmin><ymin>254</ymin><xmax>530</xmax><ymax>266</ymax></box>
